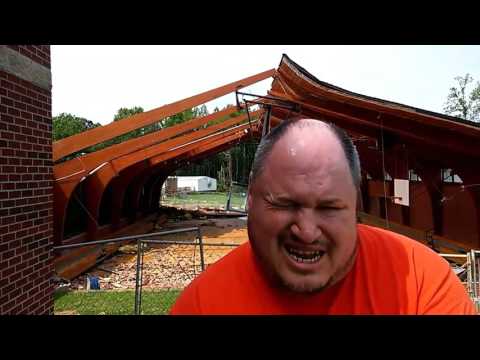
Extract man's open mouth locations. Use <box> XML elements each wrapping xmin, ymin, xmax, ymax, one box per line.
<box><xmin>285</xmin><ymin>246</ymin><xmax>325</xmax><ymax>264</ymax></box>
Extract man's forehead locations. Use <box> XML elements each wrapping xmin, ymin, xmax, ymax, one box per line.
<box><xmin>270</xmin><ymin>120</ymin><xmax>343</xmax><ymax>161</ymax></box>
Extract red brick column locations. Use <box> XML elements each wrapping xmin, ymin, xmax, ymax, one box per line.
<box><xmin>0</xmin><ymin>45</ymin><xmax>53</xmax><ymax>314</ymax></box>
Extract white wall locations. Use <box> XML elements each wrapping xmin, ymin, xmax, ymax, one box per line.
<box><xmin>176</xmin><ymin>176</ymin><xmax>217</xmax><ymax>192</ymax></box>
<box><xmin>177</xmin><ymin>178</ymin><xmax>199</xmax><ymax>191</ymax></box>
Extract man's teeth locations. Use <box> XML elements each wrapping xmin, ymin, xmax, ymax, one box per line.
<box><xmin>285</xmin><ymin>246</ymin><xmax>324</xmax><ymax>263</ymax></box>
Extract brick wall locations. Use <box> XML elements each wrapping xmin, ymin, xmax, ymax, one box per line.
<box><xmin>0</xmin><ymin>45</ymin><xmax>53</xmax><ymax>314</ymax></box>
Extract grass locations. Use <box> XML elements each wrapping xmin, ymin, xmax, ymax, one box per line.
<box><xmin>163</xmin><ymin>191</ymin><xmax>246</xmax><ymax>210</ymax></box>
<box><xmin>54</xmin><ymin>289</ymin><xmax>181</xmax><ymax>315</ymax></box>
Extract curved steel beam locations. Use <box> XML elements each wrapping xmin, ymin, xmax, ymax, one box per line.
<box><xmin>53</xmin><ymin>69</ymin><xmax>275</xmax><ymax>161</ymax></box>
<box><xmin>54</xmin><ymin>106</ymin><xmax>240</xmax><ymax>181</ymax></box>
<box><xmin>60</xmin><ymin>116</ymin><xmax>260</xmax><ymax>243</ymax></box>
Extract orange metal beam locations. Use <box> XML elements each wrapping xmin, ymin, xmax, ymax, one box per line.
<box><xmin>109</xmin><ymin>163</ymin><xmax>165</xmax><ymax>229</ymax></box>
<box><xmin>147</xmin><ymin>127</ymin><xmax>257</xmax><ymax>213</ymax></box>
<box><xmin>140</xmin><ymin>169</ymin><xmax>172</xmax><ymax>214</ymax></box>
<box><xmin>162</xmin><ymin>129</ymin><xmax>254</xmax><ymax>170</ymax></box>
<box><xmin>53</xmin><ymin>106</ymin><xmax>240</xmax><ymax>181</ymax></box>
<box><xmin>53</xmin><ymin>69</ymin><xmax>275</xmax><ymax>161</ymax></box>
<box><xmin>148</xmin><ymin>120</ymin><xmax>258</xmax><ymax>167</ymax></box>
<box><xmin>272</xmin><ymin>68</ymin><xmax>480</xmax><ymax>158</ymax></box>
<box><xmin>111</xmin><ymin>110</ymin><xmax>260</xmax><ymax>173</ymax></box>
<box><xmin>128</xmin><ymin>171</ymin><xmax>154</xmax><ymax>222</ymax></box>
<box><xmin>94</xmin><ymin>122</ymin><xmax>257</xmax><ymax>239</ymax></box>
<box><xmin>57</xmin><ymin>112</ymin><xmax>260</xmax><ymax>243</ymax></box>
<box><xmin>268</xmin><ymin>90</ymin><xmax>381</xmax><ymax>139</ymax></box>
<box><xmin>76</xmin><ymin>121</ymin><xmax>252</xmax><ymax>242</ymax></box>
<box><xmin>276</xmin><ymin>60</ymin><xmax>480</xmax><ymax>136</ymax></box>
<box><xmin>178</xmin><ymin>124</ymin><xmax>256</xmax><ymax>161</ymax></box>
<box><xmin>54</xmin><ymin>111</ymin><xmax>255</xmax><ymax>242</ymax></box>
<box><xmin>83</xmin><ymin>160</ymin><xmax>125</xmax><ymax>240</ymax></box>
<box><xmin>53</xmin><ymin>180</ymin><xmax>78</xmax><ymax>246</ymax></box>
<box><xmin>131</xmin><ymin>119</ymin><xmax>259</xmax><ymax>202</ymax></box>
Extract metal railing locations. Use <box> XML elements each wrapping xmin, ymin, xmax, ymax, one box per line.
<box><xmin>53</xmin><ymin>227</ymin><xmax>239</xmax><ymax>315</ymax></box>
<box><xmin>466</xmin><ymin>250</ymin><xmax>480</xmax><ymax>311</ymax></box>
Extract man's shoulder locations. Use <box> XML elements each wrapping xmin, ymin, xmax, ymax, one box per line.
<box><xmin>358</xmin><ymin>224</ymin><xmax>431</xmax><ymax>250</ymax></box>
<box><xmin>355</xmin><ymin>224</ymin><xmax>476</xmax><ymax>314</ymax></box>
<box><xmin>357</xmin><ymin>224</ymin><xmax>449</xmax><ymax>267</ymax></box>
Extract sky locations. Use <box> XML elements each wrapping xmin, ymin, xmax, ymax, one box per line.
<box><xmin>51</xmin><ymin>45</ymin><xmax>480</xmax><ymax>126</ymax></box>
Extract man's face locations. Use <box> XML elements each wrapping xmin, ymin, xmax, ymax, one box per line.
<box><xmin>247</xmin><ymin>122</ymin><xmax>358</xmax><ymax>293</ymax></box>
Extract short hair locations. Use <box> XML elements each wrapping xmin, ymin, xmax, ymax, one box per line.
<box><xmin>249</xmin><ymin>117</ymin><xmax>361</xmax><ymax>190</ymax></box>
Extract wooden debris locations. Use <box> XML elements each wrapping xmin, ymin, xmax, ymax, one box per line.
<box><xmin>64</xmin><ymin>217</ymin><xmax>247</xmax><ymax>291</ymax></box>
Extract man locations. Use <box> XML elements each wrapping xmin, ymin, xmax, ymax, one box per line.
<box><xmin>170</xmin><ymin>118</ymin><xmax>477</xmax><ymax>314</ymax></box>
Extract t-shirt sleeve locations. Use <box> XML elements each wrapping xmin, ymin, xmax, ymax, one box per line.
<box><xmin>169</xmin><ymin>282</ymin><xmax>202</xmax><ymax>315</ymax></box>
<box><xmin>414</xmin><ymin>246</ymin><xmax>477</xmax><ymax>315</ymax></box>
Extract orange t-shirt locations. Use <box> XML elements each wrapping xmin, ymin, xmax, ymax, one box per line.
<box><xmin>170</xmin><ymin>224</ymin><xmax>477</xmax><ymax>315</ymax></box>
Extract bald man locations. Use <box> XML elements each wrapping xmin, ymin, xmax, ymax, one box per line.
<box><xmin>170</xmin><ymin>118</ymin><xmax>477</xmax><ymax>315</ymax></box>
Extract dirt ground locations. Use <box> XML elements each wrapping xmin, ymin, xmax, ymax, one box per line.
<box><xmin>69</xmin><ymin>217</ymin><xmax>248</xmax><ymax>290</ymax></box>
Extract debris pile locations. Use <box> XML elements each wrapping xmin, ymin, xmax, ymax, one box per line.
<box><xmin>69</xmin><ymin>243</ymin><xmax>231</xmax><ymax>290</ymax></box>
<box><xmin>65</xmin><ymin>216</ymin><xmax>247</xmax><ymax>291</ymax></box>
<box><xmin>159</xmin><ymin>205</ymin><xmax>246</xmax><ymax>221</ymax></box>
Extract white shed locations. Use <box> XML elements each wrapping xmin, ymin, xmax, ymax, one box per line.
<box><xmin>174</xmin><ymin>176</ymin><xmax>217</xmax><ymax>192</ymax></box>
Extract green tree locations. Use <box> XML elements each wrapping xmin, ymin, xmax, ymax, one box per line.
<box><xmin>113</xmin><ymin>106</ymin><xmax>145</xmax><ymax>122</ymax></box>
<box><xmin>83</xmin><ymin>106</ymin><xmax>148</xmax><ymax>153</ymax></box>
<box><xmin>444</xmin><ymin>73</ymin><xmax>480</xmax><ymax>122</ymax></box>
<box><xmin>112</xmin><ymin>106</ymin><xmax>146</xmax><ymax>143</ymax></box>
<box><xmin>160</xmin><ymin>105</ymin><xmax>209</xmax><ymax>128</ymax></box>
<box><xmin>91</xmin><ymin>105</ymin><xmax>207</xmax><ymax>151</ymax></box>
<box><xmin>52</xmin><ymin>113</ymin><xmax>101</xmax><ymax>141</ymax></box>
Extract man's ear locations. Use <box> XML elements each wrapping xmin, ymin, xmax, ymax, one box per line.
<box><xmin>355</xmin><ymin>188</ymin><xmax>362</xmax><ymax>223</ymax></box>
<box><xmin>247</xmin><ymin>189</ymin><xmax>253</xmax><ymax>212</ymax></box>
<box><xmin>247</xmin><ymin>172</ymin><xmax>254</xmax><ymax>211</ymax></box>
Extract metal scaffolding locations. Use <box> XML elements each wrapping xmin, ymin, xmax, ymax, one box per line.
<box><xmin>441</xmin><ymin>250</ymin><xmax>480</xmax><ymax>312</ymax></box>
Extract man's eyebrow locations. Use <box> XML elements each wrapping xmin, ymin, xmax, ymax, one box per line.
<box><xmin>264</xmin><ymin>192</ymin><xmax>294</xmax><ymax>203</ymax></box>
<box><xmin>265</xmin><ymin>194</ymin><xmax>343</xmax><ymax>205</ymax></box>
<box><xmin>265</xmin><ymin>194</ymin><xmax>344</xmax><ymax>207</ymax></box>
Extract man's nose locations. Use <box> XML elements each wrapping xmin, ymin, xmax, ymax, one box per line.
<box><xmin>290</xmin><ymin>209</ymin><xmax>321</xmax><ymax>244</ymax></box>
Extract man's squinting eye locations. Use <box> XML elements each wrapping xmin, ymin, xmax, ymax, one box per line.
<box><xmin>265</xmin><ymin>198</ymin><xmax>298</xmax><ymax>210</ymax></box>
<box><xmin>316</xmin><ymin>204</ymin><xmax>345</xmax><ymax>214</ymax></box>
